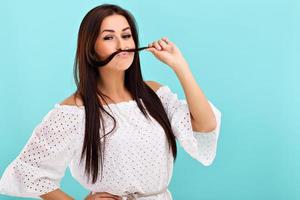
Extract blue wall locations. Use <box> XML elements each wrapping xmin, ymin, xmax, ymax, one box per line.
<box><xmin>1</xmin><ymin>0</ymin><xmax>299</xmax><ymax>199</ymax></box>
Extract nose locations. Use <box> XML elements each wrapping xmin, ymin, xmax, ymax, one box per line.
<box><xmin>116</xmin><ymin>37</ymin><xmax>128</xmax><ymax>51</ymax></box>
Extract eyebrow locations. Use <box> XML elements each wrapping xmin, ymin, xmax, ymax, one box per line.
<box><xmin>101</xmin><ymin>27</ymin><xmax>130</xmax><ymax>34</ymax></box>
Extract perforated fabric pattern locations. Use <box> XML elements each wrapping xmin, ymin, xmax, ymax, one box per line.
<box><xmin>0</xmin><ymin>85</ymin><xmax>221</xmax><ymax>199</ymax></box>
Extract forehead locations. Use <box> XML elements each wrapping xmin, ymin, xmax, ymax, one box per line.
<box><xmin>100</xmin><ymin>14</ymin><xmax>130</xmax><ymax>32</ymax></box>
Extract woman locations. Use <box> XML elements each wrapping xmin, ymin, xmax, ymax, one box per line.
<box><xmin>0</xmin><ymin>4</ymin><xmax>221</xmax><ymax>200</ymax></box>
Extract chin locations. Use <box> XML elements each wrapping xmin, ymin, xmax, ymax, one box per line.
<box><xmin>120</xmin><ymin>63</ymin><xmax>133</xmax><ymax>71</ymax></box>
<box><xmin>118</xmin><ymin>58</ymin><xmax>134</xmax><ymax>69</ymax></box>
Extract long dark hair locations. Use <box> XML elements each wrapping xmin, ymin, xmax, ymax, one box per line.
<box><xmin>73</xmin><ymin>4</ymin><xmax>177</xmax><ymax>184</ymax></box>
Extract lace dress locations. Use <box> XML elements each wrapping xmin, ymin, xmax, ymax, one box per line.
<box><xmin>0</xmin><ymin>85</ymin><xmax>222</xmax><ymax>199</ymax></box>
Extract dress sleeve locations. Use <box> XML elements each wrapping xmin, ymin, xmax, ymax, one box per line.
<box><xmin>0</xmin><ymin>106</ymin><xmax>83</xmax><ymax>199</ymax></box>
<box><xmin>156</xmin><ymin>85</ymin><xmax>222</xmax><ymax>166</ymax></box>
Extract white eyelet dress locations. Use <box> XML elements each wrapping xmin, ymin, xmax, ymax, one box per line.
<box><xmin>0</xmin><ymin>85</ymin><xmax>222</xmax><ymax>200</ymax></box>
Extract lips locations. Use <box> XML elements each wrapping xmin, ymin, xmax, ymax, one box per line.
<box><xmin>117</xmin><ymin>52</ymin><xmax>129</xmax><ymax>57</ymax></box>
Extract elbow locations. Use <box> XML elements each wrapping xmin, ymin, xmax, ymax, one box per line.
<box><xmin>204</xmin><ymin>105</ymin><xmax>220</xmax><ymax>133</ymax></box>
<box><xmin>195</xmin><ymin>122</ymin><xmax>217</xmax><ymax>133</ymax></box>
<box><xmin>206</xmin><ymin>121</ymin><xmax>217</xmax><ymax>133</ymax></box>
<box><xmin>208</xmin><ymin>112</ymin><xmax>218</xmax><ymax>132</ymax></box>
<box><xmin>203</xmin><ymin>114</ymin><xmax>218</xmax><ymax>133</ymax></box>
<box><xmin>191</xmin><ymin>112</ymin><xmax>218</xmax><ymax>133</ymax></box>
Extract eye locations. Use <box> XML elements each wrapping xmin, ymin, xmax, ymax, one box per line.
<box><xmin>103</xmin><ymin>34</ymin><xmax>132</xmax><ymax>41</ymax></box>
<box><xmin>103</xmin><ymin>36</ymin><xmax>113</xmax><ymax>40</ymax></box>
<box><xmin>123</xmin><ymin>34</ymin><xmax>132</xmax><ymax>39</ymax></box>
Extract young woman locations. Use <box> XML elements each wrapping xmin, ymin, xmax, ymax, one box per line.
<box><xmin>0</xmin><ymin>4</ymin><xmax>221</xmax><ymax>200</ymax></box>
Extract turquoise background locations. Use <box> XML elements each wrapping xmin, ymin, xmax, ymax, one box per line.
<box><xmin>1</xmin><ymin>0</ymin><xmax>299</xmax><ymax>199</ymax></box>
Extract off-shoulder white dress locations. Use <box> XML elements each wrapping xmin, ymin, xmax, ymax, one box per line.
<box><xmin>0</xmin><ymin>85</ymin><xmax>222</xmax><ymax>200</ymax></box>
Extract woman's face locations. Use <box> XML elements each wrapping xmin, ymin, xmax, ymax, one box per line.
<box><xmin>94</xmin><ymin>14</ymin><xmax>135</xmax><ymax>70</ymax></box>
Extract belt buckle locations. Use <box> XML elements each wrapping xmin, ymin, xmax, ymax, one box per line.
<box><xmin>124</xmin><ymin>191</ymin><xmax>139</xmax><ymax>200</ymax></box>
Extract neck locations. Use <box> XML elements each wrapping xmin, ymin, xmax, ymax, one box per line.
<box><xmin>97</xmin><ymin>71</ymin><xmax>129</xmax><ymax>98</ymax></box>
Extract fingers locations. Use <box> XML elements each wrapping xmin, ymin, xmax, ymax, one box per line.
<box><xmin>85</xmin><ymin>192</ymin><xmax>122</xmax><ymax>200</ymax></box>
<box><xmin>154</xmin><ymin>40</ymin><xmax>162</xmax><ymax>50</ymax></box>
<box><xmin>158</xmin><ymin>40</ymin><xmax>167</xmax><ymax>50</ymax></box>
<box><xmin>148</xmin><ymin>37</ymin><xmax>171</xmax><ymax>52</ymax></box>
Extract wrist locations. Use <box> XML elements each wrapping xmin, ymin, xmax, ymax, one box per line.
<box><xmin>172</xmin><ymin>61</ymin><xmax>190</xmax><ymax>74</ymax></box>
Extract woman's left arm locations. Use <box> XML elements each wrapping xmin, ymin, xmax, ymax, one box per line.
<box><xmin>147</xmin><ymin>37</ymin><xmax>217</xmax><ymax>133</ymax></box>
<box><xmin>172</xmin><ymin>65</ymin><xmax>217</xmax><ymax>132</ymax></box>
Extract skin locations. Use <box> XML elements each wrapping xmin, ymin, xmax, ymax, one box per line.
<box><xmin>93</xmin><ymin>15</ymin><xmax>217</xmax><ymax>134</ymax></box>
<box><xmin>84</xmin><ymin>192</ymin><xmax>121</xmax><ymax>200</ymax></box>
<box><xmin>40</xmin><ymin>188</ymin><xmax>74</xmax><ymax>200</ymax></box>
<box><xmin>56</xmin><ymin>13</ymin><xmax>218</xmax><ymax>200</ymax></box>
<box><xmin>95</xmin><ymin>14</ymin><xmax>136</xmax><ymax>105</ymax></box>
<box><xmin>84</xmin><ymin>14</ymin><xmax>217</xmax><ymax>200</ymax></box>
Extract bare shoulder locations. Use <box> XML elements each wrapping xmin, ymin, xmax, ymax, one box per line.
<box><xmin>59</xmin><ymin>92</ymin><xmax>84</xmax><ymax>107</ymax></box>
<box><xmin>145</xmin><ymin>80</ymin><xmax>163</xmax><ymax>92</ymax></box>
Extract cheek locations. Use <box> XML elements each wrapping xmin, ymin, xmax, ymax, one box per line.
<box><xmin>94</xmin><ymin>41</ymin><xmax>112</xmax><ymax>59</ymax></box>
<box><xmin>131</xmin><ymin>40</ymin><xmax>136</xmax><ymax>49</ymax></box>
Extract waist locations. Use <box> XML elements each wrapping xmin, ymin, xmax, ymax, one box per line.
<box><xmin>91</xmin><ymin>186</ymin><xmax>169</xmax><ymax>200</ymax></box>
<box><xmin>123</xmin><ymin>186</ymin><xmax>169</xmax><ymax>200</ymax></box>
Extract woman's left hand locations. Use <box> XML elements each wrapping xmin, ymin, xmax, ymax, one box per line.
<box><xmin>146</xmin><ymin>37</ymin><xmax>189</xmax><ymax>71</ymax></box>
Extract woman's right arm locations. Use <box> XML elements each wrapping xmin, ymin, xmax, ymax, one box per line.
<box><xmin>40</xmin><ymin>188</ymin><xmax>74</xmax><ymax>200</ymax></box>
<box><xmin>0</xmin><ymin>106</ymin><xmax>83</xmax><ymax>199</ymax></box>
